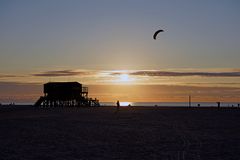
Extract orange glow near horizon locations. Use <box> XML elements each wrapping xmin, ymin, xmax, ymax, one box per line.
<box><xmin>1</xmin><ymin>69</ymin><xmax>240</xmax><ymax>103</ymax></box>
<box><xmin>0</xmin><ymin>82</ymin><xmax>240</xmax><ymax>103</ymax></box>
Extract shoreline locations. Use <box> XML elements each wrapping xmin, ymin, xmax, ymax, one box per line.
<box><xmin>1</xmin><ymin>104</ymin><xmax>240</xmax><ymax>109</ymax></box>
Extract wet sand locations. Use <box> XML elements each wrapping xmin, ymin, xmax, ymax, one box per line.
<box><xmin>0</xmin><ymin>106</ymin><xmax>240</xmax><ymax>160</ymax></box>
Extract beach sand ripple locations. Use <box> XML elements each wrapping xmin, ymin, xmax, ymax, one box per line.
<box><xmin>0</xmin><ymin>106</ymin><xmax>240</xmax><ymax>160</ymax></box>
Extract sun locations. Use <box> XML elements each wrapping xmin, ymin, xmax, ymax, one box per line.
<box><xmin>109</xmin><ymin>70</ymin><xmax>136</xmax><ymax>84</ymax></box>
<box><xmin>114</xmin><ymin>73</ymin><xmax>135</xmax><ymax>83</ymax></box>
<box><xmin>120</xmin><ymin>74</ymin><xmax>129</xmax><ymax>82</ymax></box>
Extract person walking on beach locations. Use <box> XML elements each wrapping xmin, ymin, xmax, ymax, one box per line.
<box><xmin>217</xmin><ymin>102</ymin><xmax>220</xmax><ymax>109</ymax></box>
<box><xmin>116</xmin><ymin>100</ymin><xmax>120</xmax><ymax>112</ymax></box>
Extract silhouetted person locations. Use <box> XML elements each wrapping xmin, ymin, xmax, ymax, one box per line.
<box><xmin>217</xmin><ymin>102</ymin><xmax>220</xmax><ymax>109</ymax></box>
<box><xmin>197</xmin><ymin>104</ymin><xmax>200</xmax><ymax>107</ymax></box>
<box><xmin>116</xmin><ymin>100</ymin><xmax>120</xmax><ymax>111</ymax></box>
<box><xmin>238</xmin><ymin>104</ymin><xmax>240</xmax><ymax>108</ymax></box>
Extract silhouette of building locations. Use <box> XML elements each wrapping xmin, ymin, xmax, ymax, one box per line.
<box><xmin>34</xmin><ymin>82</ymin><xmax>100</xmax><ymax>107</ymax></box>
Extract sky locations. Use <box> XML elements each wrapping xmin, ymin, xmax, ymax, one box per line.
<box><xmin>0</xmin><ymin>0</ymin><xmax>240</xmax><ymax>103</ymax></box>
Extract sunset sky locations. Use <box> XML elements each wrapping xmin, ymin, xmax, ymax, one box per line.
<box><xmin>1</xmin><ymin>0</ymin><xmax>240</xmax><ymax>103</ymax></box>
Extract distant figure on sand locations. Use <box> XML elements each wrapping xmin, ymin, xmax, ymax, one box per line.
<box><xmin>217</xmin><ymin>102</ymin><xmax>221</xmax><ymax>109</ymax></box>
<box><xmin>116</xmin><ymin>100</ymin><xmax>120</xmax><ymax>111</ymax></box>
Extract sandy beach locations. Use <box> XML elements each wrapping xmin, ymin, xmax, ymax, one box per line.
<box><xmin>0</xmin><ymin>106</ymin><xmax>240</xmax><ymax>160</ymax></box>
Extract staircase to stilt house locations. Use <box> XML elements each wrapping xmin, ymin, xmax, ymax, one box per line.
<box><xmin>34</xmin><ymin>96</ymin><xmax>46</xmax><ymax>107</ymax></box>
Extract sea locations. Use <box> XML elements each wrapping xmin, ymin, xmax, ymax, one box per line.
<box><xmin>101</xmin><ymin>102</ymin><xmax>240</xmax><ymax>107</ymax></box>
<box><xmin>2</xmin><ymin>102</ymin><xmax>240</xmax><ymax>107</ymax></box>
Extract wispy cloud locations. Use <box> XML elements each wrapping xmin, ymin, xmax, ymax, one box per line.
<box><xmin>184</xmin><ymin>82</ymin><xmax>240</xmax><ymax>85</ymax></box>
<box><xmin>0</xmin><ymin>74</ymin><xmax>24</xmax><ymax>78</ymax></box>
<box><xmin>128</xmin><ymin>70</ymin><xmax>240</xmax><ymax>77</ymax></box>
<box><xmin>32</xmin><ymin>70</ymin><xmax>93</xmax><ymax>77</ymax></box>
<box><xmin>26</xmin><ymin>69</ymin><xmax>240</xmax><ymax>78</ymax></box>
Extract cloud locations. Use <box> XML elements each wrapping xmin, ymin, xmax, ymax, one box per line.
<box><xmin>0</xmin><ymin>74</ymin><xmax>24</xmax><ymax>78</ymax></box>
<box><xmin>185</xmin><ymin>82</ymin><xmax>240</xmax><ymax>85</ymax></box>
<box><xmin>128</xmin><ymin>70</ymin><xmax>240</xmax><ymax>77</ymax></box>
<box><xmin>32</xmin><ymin>70</ymin><xmax>93</xmax><ymax>77</ymax></box>
<box><xmin>30</xmin><ymin>69</ymin><xmax>240</xmax><ymax>78</ymax></box>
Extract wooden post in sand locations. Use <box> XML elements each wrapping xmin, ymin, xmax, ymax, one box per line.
<box><xmin>189</xmin><ymin>95</ymin><xmax>191</xmax><ymax>108</ymax></box>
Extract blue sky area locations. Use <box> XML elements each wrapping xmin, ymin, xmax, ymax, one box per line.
<box><xmin>0</xmin><ymin>0</ymin><xmax>239</xmax><ymax>71</ymax></box>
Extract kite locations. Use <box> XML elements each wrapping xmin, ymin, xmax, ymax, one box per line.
<box><xmin>153</xmin><ymin>29</ymin><xmax>164</xmax><ymax>40</ymax></box>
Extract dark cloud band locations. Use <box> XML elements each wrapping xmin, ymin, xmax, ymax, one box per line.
<box><xmin>32</xmin><ymin>70</ymin><xmax>92</xmax><ymax>77</ymax></box>
<box><xmin>0</xmin><ymin>74</ymin><xmax>24</xmax><ymax>78</ymax></box>
<box><xmin>129</xmin><ymin>71</ymin><xmax>240</xmax><ymax>77</ymax></box>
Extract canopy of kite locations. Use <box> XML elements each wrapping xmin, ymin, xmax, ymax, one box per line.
<box><xmin>153</xmin><ymin>29</ymin><xmax>164</xmax><ymax>40</ymax></box>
